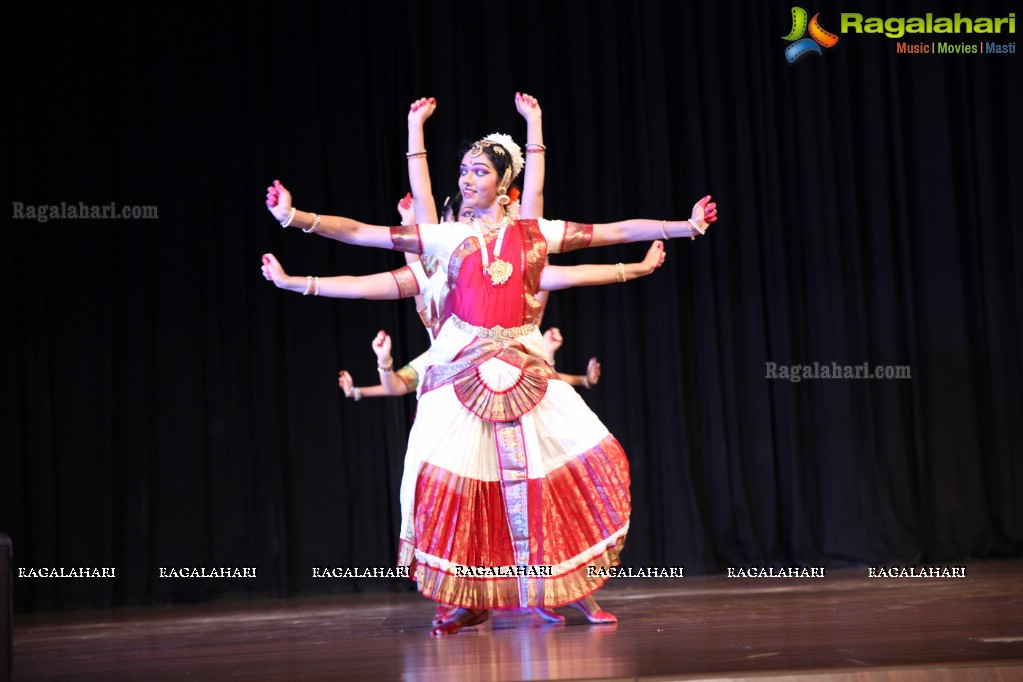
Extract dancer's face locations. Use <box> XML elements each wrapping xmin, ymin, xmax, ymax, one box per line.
<box><xmin>458</xmin><ymin>151</ymin><xmax>500</xmax><ymax>211</ymax></box>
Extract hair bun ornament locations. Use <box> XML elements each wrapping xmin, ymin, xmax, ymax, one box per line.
<box><xmin>481</xmin><ymin>132</ymin><xmax>524</xmax><ymax>179</ymax></box>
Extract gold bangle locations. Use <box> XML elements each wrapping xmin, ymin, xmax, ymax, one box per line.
<box><xmin>615</xmin><ymin>263</ymin><xmax>626</xmax><ymax>283</ymax></box>
<box><xmin>660</xmin><ymin>220</ymin><xmax>670</xmax><ymax>240</ymax></box>
<box><xmin>303</xmin><ymin>213</ymin><xmax>321</xmax><ymax>234</ymax></box>
<box><xmin>302</xmin><ymin>275</ymin><xmax>314</xmax><ymax>296</ymax></box>
<box><xmin>377</xmin><ymin>359</ymin><xmax>394</xmax><ymax>373</ymax></box>
<box><xmin>406</xmin><ymin>150</ymin><xmax>427</xmax><ymax>158</ymax></box>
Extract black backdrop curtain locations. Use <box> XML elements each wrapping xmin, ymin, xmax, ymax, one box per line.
<box><xmin>4</xmin><ymin>0</ymin><xmax>1020</xmax><ymax>612</ymax></box>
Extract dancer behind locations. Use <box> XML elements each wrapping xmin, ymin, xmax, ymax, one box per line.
<box><xmin>337</xmin><ymin>331</ymin><xmax>424</xmax><ymax>401</ymax></box>
<box><xmin>339</xmin><ymin>328</ymin><xmax>602</xmax><ymax>401</ymax></box>
<box><xmin>264</xmin><ymin>133</ymin><xmax>715</xmax><ymax>638</ymax></box>
<box><xmin>543</xmin><ymin>328</ymin><xmax>601</xmax><ymax>390</ymax></box>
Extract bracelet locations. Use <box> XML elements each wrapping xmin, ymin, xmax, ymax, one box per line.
<box><xmin>525</xmin><ymin>143</ymin><xmax>546</xmax><ymax>151</ymax></box>
<box><xmin>406</xmin><ymin>150</ymin><xmax>427</xmax><ymax>158</ymax></box>
<box><xmin>659</xmin><ymin>220</ymin><xmax>670</xmax><ymax>240</ymax></box>
<box><xmin>615</xmin><ymin>262</ymin><xmax>626</xmax><ymax>283</ymax></box>
<box><xmin>582</xmin><ymin>376</ymin><xmax>592</xmax><ymax>389</ymax></box>
<box><xmin>280</xmin><ymin>207</ymin><xmax>296</xmax><ymax>228</ymax></box>
<box><xmin>352</xmin><ymin>387</ymin><xmax>362</xmax><ymax>401</ymax></box>
<box><xmin>302</xmin><ymin>275</ymin><xmax>319</xmax><ymax>296</ymax></box>
<box><xmin>377</xmin><ymin>358</ymin><xmax>394</xmax><ymax>373</ymax></box>
<box><xmin>687</xmin><ymin>218</ymin><xmax>705</xmax><ymax>240</ymax></box>
<box><xmin>303</xmin><ymin>213</ymin><xmax>321</xmax><ymax>234</ymax></box>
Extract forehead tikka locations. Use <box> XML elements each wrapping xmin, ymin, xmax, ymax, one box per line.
<box><xmin>469</xmin><ymin>140</ymin><xmax>506</xmax><ymax>158</ymax></box>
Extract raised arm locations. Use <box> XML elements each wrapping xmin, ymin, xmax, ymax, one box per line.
<box><xmin>515</xmin><ymin>92</ymin><xmax>545</xmax><ymax>219</ymax></box>
<box><xmin>539</xmin><ymin>241</ymin><xmax>666</xmax><ymax>291</ymax></box>
<box><xmin>369</xmin><ymin>330</ymin><xmax>414</xmax><ymax>395</ymax></box>
<box><xmin>266</xmin><ymin>180</ymin><xmax>394</xmax><ymax>248</ymax></box>
<box><xmin>588</xmin><ymin>196</ymin><xmax>718</xmax><ymax>247</ymax></box>
<box><xmin>407</xmin><ymin>97</ymin><xmax>440</xmax><ymax>223</ymax></box>
<box><xmin>261</xmin><ymin>253</ymin><xmax>418</xmax><ymax>300</ymax></box>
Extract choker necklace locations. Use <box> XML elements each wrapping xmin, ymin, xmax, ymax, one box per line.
<box><xmin>471</xmin><ymin>216</ymin><xmax>513</xmax><ymax>286</ymax></box>
<box><xmin>471</xmin><ymin>214</ymin><xmax>509</xmax><ymax>235</ymax></box>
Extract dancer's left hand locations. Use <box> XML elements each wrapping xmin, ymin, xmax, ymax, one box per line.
<box><xmin>265</xmin><ymin>180</ymin><xmax>293</xmax><ymax>224</ymax></box>
<box><xmin>261</xmin><ymin>253</ymin><xmax>289</xmax><ymax>288</ymax></box>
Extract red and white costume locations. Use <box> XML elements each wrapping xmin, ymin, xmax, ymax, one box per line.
<box><xmin>391</xmin><ymin>218</ymin><xmax>631</xmax><ymax>609</ymax></box>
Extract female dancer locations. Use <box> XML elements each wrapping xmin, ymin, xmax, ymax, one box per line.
<box><xmin>264</xmin><ymin>134</ymin><xmax>716</xmax><ymax>637</ymax></box>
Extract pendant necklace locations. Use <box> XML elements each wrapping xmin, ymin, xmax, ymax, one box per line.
<box><xmin>472</xmin><ymin>215</ymin><xmax>513</xmax><ymax>286</ymax></box>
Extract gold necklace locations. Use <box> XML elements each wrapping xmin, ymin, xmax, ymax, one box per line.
<box><xmin>471</xmin><ymin>216</ymin><xmax>513</xmax><ymax>286</ymax></box>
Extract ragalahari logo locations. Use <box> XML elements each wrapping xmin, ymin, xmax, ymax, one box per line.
<box><xmin>783</xmin><ymin>7</ymin><xmax>839</xmax><ymax>62</ymax></box>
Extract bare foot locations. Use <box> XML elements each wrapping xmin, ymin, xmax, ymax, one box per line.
<box><xmin>532</xmin><ymin>607</ymin><xmax>566</xmax><ymax>623</ymax></box>
<box><xmin>432</xmin><ymin>603</ymin><xmax>458</xmax><ymax>625</ymax></box>
<box><xmin>429</xmin><ymin>608</ymin><xmax>490</xmax><ymax>635</ymax></box>
<box><xmin>569</xmin><ymin>595</ymin><xmax>617</xmax><ymax>623</ymax></box>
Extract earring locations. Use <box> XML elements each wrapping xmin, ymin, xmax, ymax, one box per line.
<box><xmin>497</xmin><ymin>187</ymin><xmax>510</xmax><ymax>206</ymax></box>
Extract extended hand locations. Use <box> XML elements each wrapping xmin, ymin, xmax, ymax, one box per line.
<box><xmin>515</xmin><ymin>92</ymin><xmax>542</xmax><ymax>123</ymax></box>
<box><xmin>338</xmin><ymin>370</ymin><xmax>354</xmax><ymax>397</ymax></box>
<box><xmin>640</xmin><ymin>240</ymin><xmax>666</xmax><ymax>274</ymax></box>
<box><xmin>265</xmin><ymin>180</ymin><xmax>293</xmax><ymax>224</ymax></box>
<box><xmin>260</xmin><ymin>253</ymin><xmax>289</xmax><ymax>288</ymax></box>
<box><xmin>690</xmin><ymin>195</ymin><xmax>718</xmax><ymax>232</ymax></box>
<box><xmin>396</xmin><ymin>192</ymin><xmax>414</xmax><ymax>225</ymax></box>
<box><xmin>371</xmin><ymin>330</ymin><xmax>392</xmax><ymax>365</ymax></box>
<box><xmin>543</xmin><ymin>327</ymin><xmax>563</xmax><ymax>358</ymax></box>
<box><xmin>408</xmin><ymin>97</ymin><xmax>437</xmax><ymax>126</ymax></box>
<box><xmin>586</xmin><ymin>357</ymin><xmax>601</xmax><ymax>387</ymax></box>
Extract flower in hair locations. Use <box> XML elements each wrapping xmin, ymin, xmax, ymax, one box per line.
<box><xmin>479</xmin><ymin>132</ymin><xmax>524</xmax><ymax>179</ymax></box>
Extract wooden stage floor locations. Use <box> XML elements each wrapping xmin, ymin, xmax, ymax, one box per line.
<box><xmin>12</xmin><ymin>560</ymin><xmax>1023</xmax><ymax>681</ymax></box>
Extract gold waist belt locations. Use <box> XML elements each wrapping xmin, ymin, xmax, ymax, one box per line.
<box><xmin>450</xmin><ymin>313</ymin><xmax>537</xmax><ymax>340</ymax></box>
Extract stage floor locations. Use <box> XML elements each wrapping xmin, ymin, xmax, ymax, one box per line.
<box><xmin>12</xmin><ymin>560</ymin><xmax>1023</xmax><ymax>681</ymax></box>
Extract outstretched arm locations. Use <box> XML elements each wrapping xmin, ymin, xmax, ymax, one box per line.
<box><xmin>539</xmin><ymin>241</ymin><xmax>666</xmax><ymax>291</ymax></box>
<box><xmin>261</xmin><ymin>253</ymin><xmax>415</xmax><ymax>300</ymax></box>
<box><xmin>588</xmin><ymin>196</ymin><xmax>719</xmax><ymax>247</ymax></box>
<box><xmin>338</xmin><ymin>370</ymin><xmax>405</xmax><ymax>400</ymax></box>
<box><xmin>407</xmin><ymin>97</ymin><xmax>439</xmax><ymax>224</ymax></box>
<box><xmin>337</xmin><ymin>330</ymin><xmax>416</xmax><ymax>400</ymax></box>
<box><xmin>515</xmin><ymin>92</ymin><xmax>545</xmax><ymax>219</ymax></box>
<box><xmin>266</xmin><ymin>180</ymin><xmax>394</xmax><ymax>248</ymax></box>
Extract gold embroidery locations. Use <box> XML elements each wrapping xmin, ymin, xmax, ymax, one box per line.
<box><xmin>390</xmin><ymin>223</ymin><xmax>422</xmax><ymax>254</ymax></box>
<box><xmin>561</xmin><ymin>221</ymin><xmax>594</xmax><ymax>253</ymax></box>
<box><xmin>389</xmin><ymin>265</ymin><xmax>420</xmax><ymax>299</ymax></box>
<box><xmin>449</xmin><ymin>313</ymin><xmax>537</xmax><ymax>340</ymax></box>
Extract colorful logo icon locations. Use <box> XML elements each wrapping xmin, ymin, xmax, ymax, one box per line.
<box><xmin>783</xmin><ymin>7</ymin><xmax>839</xmax><ymax>62</ymax></box>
